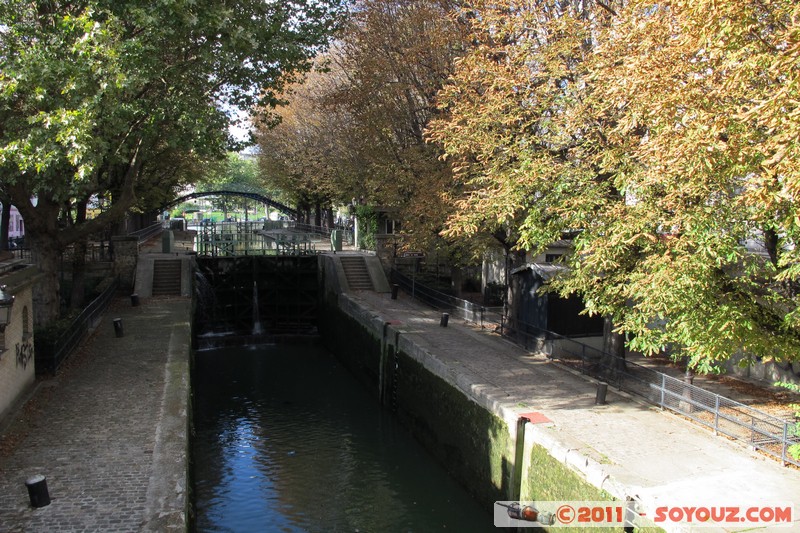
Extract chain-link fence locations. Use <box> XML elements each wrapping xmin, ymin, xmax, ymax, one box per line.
<box><xmin>389</xmin><ymin>269</ymin><xmax>800</xmax><ymax>467</ymax></box>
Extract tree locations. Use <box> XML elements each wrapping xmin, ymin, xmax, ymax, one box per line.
<box><xmin>324</xmin><ymin>0</ymin><xmax>471</xmax><ymax>250</ymax></box>
<box><xmin>573</xmin><ymin>0</ymin><xmax>800</xmax><ymax>371</ymax></box>
<box><xmin>0</xmin><ymin>0</ymin><xmax>343</xmax><ymax>324</ymax></box>
<box><xmin>256</xmin><ymin>65</ymin><xmax>350</xmax><ymax>226</ymax></box>
<box><xmin>199</xmin><ymin>154</ymin><xmax>263</xmax><ymax>195</ymax></box>
<box><xmin>253</xmin><ymin>0</ymin><xmax>472</xmax><ymax>247</ymax></box>
<box><xmin>428</xmin><ymin>0</ymin><xmax>625</xmax><ymax>356</ymax></box>
<box><xmin>428</xmin><ymin>0</ymin><xmax>800</xmax><ymax>371</ymax></box>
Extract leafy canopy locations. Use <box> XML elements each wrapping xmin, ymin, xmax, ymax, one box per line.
<box><xmin>428</xmin><ymin>0</ymin><xmax>800</xmax><ymax>371</ymax></box>
<box><xmin>0</xmin><ymin>0</ymin><xmax>343</xmax><ymax>324</ymax></box>
<box><xmin>0</xmin><ymin>0</ymin><xmax>344</xmax><ymax>208</ymax></box>
<box><xmin>254</xmin><ymin>0</ymin><xmax>474</xmax><ymax>254</ymax></box>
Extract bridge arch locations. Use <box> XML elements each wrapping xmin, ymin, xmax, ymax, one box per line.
<box><xmin>162</xmin><ymin>190</ymin><xmax>297</xmax><ymax>218</ymax></box>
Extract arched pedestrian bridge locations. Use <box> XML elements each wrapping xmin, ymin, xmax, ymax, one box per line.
<box><xmin>162</xmin><ymin>190</ymin><xmax>298</xmax><ymax>219</ymax></box>
<box><xmin>161</xmin><ymin>189</ymin><xmax>330</xmax><ymax>256</ymax></box>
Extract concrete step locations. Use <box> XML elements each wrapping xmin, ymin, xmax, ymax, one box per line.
<box><xmin>339</xmin><ymin>256</ymin><xmax>374</xmax><ymax>291</ymax></box>
<box><xmin>152</xmin><ymin>259</ymin><xmax>182</xmax><ymax>295</ymax></box>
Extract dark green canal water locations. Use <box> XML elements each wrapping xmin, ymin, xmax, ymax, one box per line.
<box><xmin>192</xmin><ymin>343</ymin><xmax>492</xmax><ymax>532</ymax></box>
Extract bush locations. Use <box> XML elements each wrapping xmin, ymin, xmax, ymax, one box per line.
<box><xmin>355</xmin><ymin>205</ymin><xmax>378</xmax><ymax>250</ymax></box>
<box><xmin>34</xmin><ymin>311</ymin><xmax>80</xmax><ymax>354</ymax></box>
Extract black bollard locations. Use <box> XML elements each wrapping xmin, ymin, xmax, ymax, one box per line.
<box><xmin>25</xmin><ymin>475</ymin><xmax>51</xmax><ymax>508</ymax></box>
<box><xmin>130</xmin><ymin>294</ymin><xmax>140</xmax><ymax>307</ymax></box>
<box><xmin>440</xmin><ymin>313</ymin><xmax>449</xmax><ymax>327</ymax></box>
<box><xmin>113</xmin><ymin>318</ymin><xmax>124</xmax><ymax>338</ymax></box>
<box><xmin>391</xmin><ymin>284</ymin><xmax>399</xmax><ymax>300</ymax></box>
<box><xmin>595</xmin><ymin>382</ymin><xmax>608</xmax><ymax>405</ymax></box>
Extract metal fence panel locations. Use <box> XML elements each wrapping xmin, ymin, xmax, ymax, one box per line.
<box><xmin>36</xmin><ymin>277</ymin><xmax>119</xmax><ymax>375</ymax></box>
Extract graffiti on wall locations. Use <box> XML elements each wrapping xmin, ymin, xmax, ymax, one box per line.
<box><xmin>15</xmin><ymin>340</ymin><xmax>33</xmax><ymax>370</ymax></box>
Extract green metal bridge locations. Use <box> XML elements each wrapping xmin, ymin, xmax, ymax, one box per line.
<box><xmin>193</xmin><ymin>220</ymin><xmax>352</xmax><ymax>257</ymax></box>
<box><xmin>161</xmin><ymin>189</ymin><xmax>298</xmax><ymax>218</ymax></box>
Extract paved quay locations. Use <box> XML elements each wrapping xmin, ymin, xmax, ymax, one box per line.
<box><xmin>348</xmin><ymin>288</ymin><xmax>800</xmax><ymax>532</ymax></box>
<box><xmin>0</xmin><ymin>296</ymin><xmax>191</xmax><ymax>533</ymax></box>
<box><xmin>1</xmin><ymin>239</ymin><xmax>798</xmax><ymax>533</ymax></box>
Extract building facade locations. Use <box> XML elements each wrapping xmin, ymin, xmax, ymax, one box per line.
<box><xmin>1</xmin><ymin>204</ymin><xmax>25</xmax><ymax>239</ymax></box>
<box><xmin>0</xmin><ymin>263</ymin><xmax>39</xmax><ymax>423</ymax></box>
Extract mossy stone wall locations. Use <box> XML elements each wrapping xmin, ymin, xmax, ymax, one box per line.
<box><xmin>393</xmin><ymin>352</ymin><xmax>511</xmax><ymax>503</ymax></box>
<box><xmin>320</xmin><ymin>292</ymin><xmax>662</xmax><ymax>531</ymax></box>
<box><xmin>318</xmin><ymin>299</ymin><xmax>382</xmax><ymax>395</ymax></box>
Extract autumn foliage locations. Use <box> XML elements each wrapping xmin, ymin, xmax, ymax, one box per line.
<box><xmin>427</xmin><ymin>0</ymin><xmax>800</xmax><ymax>369</ymax></box>
<box><xmin>255</xmin><ymin>0</ymin><xmax>471</xmax><ymax>248</ymax></box>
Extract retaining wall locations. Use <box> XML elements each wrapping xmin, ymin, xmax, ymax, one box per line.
<box><xmin>318</xmin><ymin>264</ymin><xmax>623</xmax><ymax>531</ymax></box>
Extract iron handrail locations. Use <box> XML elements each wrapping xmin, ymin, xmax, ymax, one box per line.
<box><xmin>129</xmin><ymin>222</ymin><xmax>163</xmax><ymax>242</ymax></box>
<box><xmin>36</xmin><ymin>276</ymin><xmax>119</xmax><ymax>375</ymax></box>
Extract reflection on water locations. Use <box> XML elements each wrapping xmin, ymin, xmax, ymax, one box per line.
<box><xmin>192</xmin><ymin>344</ymin><xmax>491</xmax><ymax>532</ymax></box>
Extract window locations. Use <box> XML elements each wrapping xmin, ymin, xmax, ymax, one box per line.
<box><xmin>385</xmin><ymin>219</ymin><xmax>401</xmax><ymax>234</ymax></box>
<box><xmin>545</xmin><ymin>254</ymin><xmax>563</xmax><ymax>263</ymax></box>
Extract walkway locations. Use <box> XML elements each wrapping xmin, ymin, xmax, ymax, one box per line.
<box><xmin>0</xmin><ymin>296</ymin><xmax>191</xmax><ymax>533</ymax></box>
<box><xmin>348</xmin><ymin>287</ymin><xmax>800</xmax><ymax>531</ymax></box>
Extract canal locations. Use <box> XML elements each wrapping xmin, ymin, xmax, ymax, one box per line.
<box><xmin>192</xmin><ymin>343</ymin><xmax>492</xmax><ymax>532</ymax></box>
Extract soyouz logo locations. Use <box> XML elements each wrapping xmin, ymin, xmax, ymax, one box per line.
<box><xmin>494</xmin><ymin>501</ymin><xmax>795</xmax><ymax>528</ymax></box>
<box><xmin>651</xmin><ymin>505</ymin><xmax>793</xmax><ymax>526</ymax></box>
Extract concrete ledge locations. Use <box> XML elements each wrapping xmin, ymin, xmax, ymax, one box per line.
<box><xmin>141</xmin><ymin>308</ymin><xmax>192</xmax><ymax>532</ymax></box>
<box><xmin>364</xmin><ymin>255</ymin><xmax>391</xmax><ymax>292</ymax></box>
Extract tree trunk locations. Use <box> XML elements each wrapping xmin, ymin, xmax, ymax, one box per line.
<box><xmin>297</xmin><ymin>200</ymin><xmax>310</xmax><ymax>225</ymax></box>
<box><xmin>30</xmin><ymin>234</ymin><xmax>63</xmax><ymax>327</ymax></box>
<box><xmin>70</xmin><ymin>200</ymin><xmax>88</xmax><ymax>310</ymax></box>
<box><xmin>504</xmin><ymin>248</ymin><xmax>527</xmax><ymax>339</ymax></box>
<box><xmin>0</xmin><ymin>198</ymin><xmax>9</xmax><ymax>251</ymax></box>
<box><xmin>451</xmin><ymin>266</ymin><xmax>464</xmax><ymax>298</ymax></box>
<box><xmin>764</xmin><ymin>227</ymin><xmax>779</xmax><ymax>268</ymax></box>
<box><xmin>601</xmin><ymin>317</ymin><xmax>627</xmax><ymax>374</ymax></box>
<box><xmin>6</xmin><ymin>148</ymin><xmax>142</xmax><ymax>327</ymax></box>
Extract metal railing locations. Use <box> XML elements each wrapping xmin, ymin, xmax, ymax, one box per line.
<box><xmin>195</xmin><ymin>221</ymin><xmax>320</xmax><ymax>256</ymax></box>
<box><xmin>10</xmin><ymin>247</ymin><xmax>32</xmax><ymax>261</ymax></box>
<box><xmin>390</xmin><ymin>271</ymin><xmax>800</xmax><ymax>467</ymax></box>
<box><xmin>294</xmin><ymin>222</ymin><xmax>333</xmax><ymax>236</ymax></box>
<box><xmin>8</xmin><ymin>221</ymin><xmax>156</xmax><ymax>263</ymax></box>
<box><xmin>192</xmin><ymin>220</ymin><xmax>354</xmax><ymax>256</ymax></box>
<box><xmin>129</xmin><ymin>222</ymin><xmax>163</xmax><ymax>243</ymax></box>
<box><xmin>11</xmin><ymin>242</ymin><xmax>110</xmax><ymax>263</ymax></box>
<box><xmin>291</xmin><ymin>222</ymin><xmax>354</xmax><ymax>244</ymax></box>
<box><xmin>35</xmin><ymin>276</ymin><xmax>119</xmax><ymax>375</ymax></box>
<box><xmin>61</xmin><ymin>241</ymin><xmax>114</xmax><ymax>262</ymax></box>
<box><xmin>390</xmin><ymin>268</ymin><xmax>501</xmax><ymax>328</ymax></box>
<box><xmin>536</xmin><ymin>328</ymin><xmax>800</xmax><ymax>468</ymax></box>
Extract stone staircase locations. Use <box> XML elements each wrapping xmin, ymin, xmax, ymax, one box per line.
<box><xmin>339</xmin><ymin>256</ymin><xmax>374</xmax><ymax>291</ymax></box>
<box><xmin>151</xmin><ymin>259</ymin><xmax>182</xmax><ymax>296</ymax></box>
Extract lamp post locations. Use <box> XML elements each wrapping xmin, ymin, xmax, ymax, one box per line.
<box><xmin>0</xmin><ymin>284</ymin><xmax>14</xmax><ymax>332</ymax></box>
